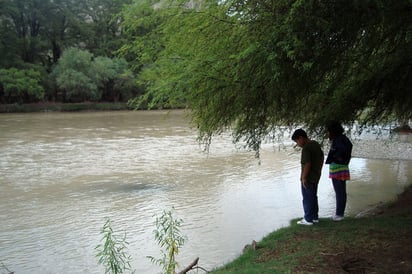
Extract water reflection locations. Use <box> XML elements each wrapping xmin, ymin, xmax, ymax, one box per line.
<box><xmin>0</xmin><ymin>110</ymin><xmax>411</xmax><ymax>274</ymax></box>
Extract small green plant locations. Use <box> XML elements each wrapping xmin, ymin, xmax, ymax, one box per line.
<box><xmin>148</xmin><ymin>208</ymin><xmax>186</xmax><ymax>274</ymax></box>
<box><xmin>96</xmin><ymin>218</ymin><xmax>134</xmax><ymax>274</ymax></box>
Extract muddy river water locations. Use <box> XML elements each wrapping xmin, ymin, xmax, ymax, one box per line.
<box><xmin>0</xmin><ymin>110</ymin><xmax>411</xmax><ymax>273</ymax></box>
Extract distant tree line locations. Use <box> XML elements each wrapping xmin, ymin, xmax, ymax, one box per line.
<box><xmin>0</xmin><ymin>0</ymin><xmax>137</xmax><ymax>104</ymax></box>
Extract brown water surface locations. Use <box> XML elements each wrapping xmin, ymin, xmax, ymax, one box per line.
<box><xmin>0</xmin><ymin>110</ymin><xmax>411</xmax><ymax>273</ymax></box>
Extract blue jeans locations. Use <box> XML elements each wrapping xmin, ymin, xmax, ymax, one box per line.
<box><xmin>301</xmin><ymin>183</ymin><xmax>319</xmax><ymax>222</ymax></box>
<box><xmin>332</xmin><ymin>179</ymin><xmax>347</xmax><ymax>216</ymax></box>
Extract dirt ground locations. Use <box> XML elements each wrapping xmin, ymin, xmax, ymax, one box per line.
<box><xmin>311</xmin><ymin>187</ymin><xmax>412</xmax><ymax>274</ymax></box>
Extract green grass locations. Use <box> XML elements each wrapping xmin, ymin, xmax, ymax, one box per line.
<box><xmin>210</xmin><ymin>203</ymin><xmax>412</xmax><ymax>274</ymax></box>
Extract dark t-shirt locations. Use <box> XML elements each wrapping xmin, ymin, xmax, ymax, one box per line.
<box><xmin>301</xmin><ymin>141</ymin><xmax>324</xmax><ymax>183</ymax></box>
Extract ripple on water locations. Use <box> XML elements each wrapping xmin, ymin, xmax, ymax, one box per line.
<box><xmin>0</xmin><ymin>111</ymin><xmax>411</xmax><ymax>274</ymax></box>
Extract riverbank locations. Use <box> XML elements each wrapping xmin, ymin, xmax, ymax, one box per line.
<box><xmin>352</xmin><ymin>138</ymin><xmax>412</xmax><ymax>161</ymax></box>
<box><xmin>209</xmin><ymin>185</ymin><xmax>412</xmax><ymax>273</ymax></box>
<box><xmin>0</xmin><ymin>102</ymin><xmax>130</xmax><ymax>112</ymax></box>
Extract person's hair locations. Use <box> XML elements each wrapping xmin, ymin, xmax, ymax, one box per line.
<box><xmin>291</xmin><ymin>128</ymin><xmax>307</xmax><ymax>141</ymax></box>
<box><xmin>326</xmin><ymin>121</ymin><xmax>344</xmax><ymax>137</ymax></box>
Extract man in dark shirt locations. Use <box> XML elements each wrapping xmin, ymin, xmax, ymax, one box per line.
<box><xmin>292</xmin><ymin>129</ymin><xmax>324</xmax><ymax>225</ymax></box>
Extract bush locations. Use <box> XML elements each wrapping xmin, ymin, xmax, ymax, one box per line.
<box><xmin>0</xmin><ymin>68</ymin><xmax>45</xmax><ymax>103</ymax></box>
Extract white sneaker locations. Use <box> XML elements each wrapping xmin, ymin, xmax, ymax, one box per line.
<box><xmin>297</xmin><ymin>218</ymin><xmax>313</xmax><ymax>225</ymax></box>
<box><xmin>332</xmin><ymin>215</ymin><xmax>344</xmax><ymax>221</ymax></box>
<box><xmin>313</xmin><ymin>219</ymin><xmax>319</xmax><ymax>223</ymax></box>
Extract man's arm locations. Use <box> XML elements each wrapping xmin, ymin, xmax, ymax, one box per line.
<box><xmin>301</xmin><ymin>162</ymin><xmax>311</xmax><ymax>188</ymax></box>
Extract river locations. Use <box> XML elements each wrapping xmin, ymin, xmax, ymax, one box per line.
<box><xmin>0</xmin><ymin>110</ymin><xmax>411</xmax><ymax>274</ymax></box>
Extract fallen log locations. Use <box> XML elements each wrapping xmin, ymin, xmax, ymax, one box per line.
<box><xmin>178</xmin><ymin>257</ymin><xmax>200</xmax><ymax>274</ymax></box>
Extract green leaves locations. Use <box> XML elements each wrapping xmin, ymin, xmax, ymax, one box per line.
<box><xmin>148</xmin><ymin>208</ymin><xmax>186</xmax><ymax>274</ymax></box>
<box><xmin>0</xmin><ymin>68</ymin><xmax>45</xmax><ymax>103</ymax></box>
<box><xmin>96</xmin><ymin>218</ymin><xmax>133</xmax><ymax>274</ymax></box>
<box><xmin>52</xmin><ymin>48</ymin><xmax>134</xmax><ymax>102</ymax></box>
<box><xmin>120</xmin><ymin>0</ymin><xmax>411</xmax><ymax>153</ymax></box>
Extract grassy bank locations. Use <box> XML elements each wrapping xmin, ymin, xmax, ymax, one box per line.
<box><xmin>0</xmin><ymin>102</ymin><xmax>130</xmax><ymax>113</ymax></box>
<box><xmin>209</xmin><ymin>185</ymin><xmax>412</xmax><ymax>273</ymax></box>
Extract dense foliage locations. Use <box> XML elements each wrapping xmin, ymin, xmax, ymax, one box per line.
<box><xmin>0</xmin><ymin>68</ymin><xmax>45</xmax><ymax>103</ymax></box>
<box><xmin>51</xmin><ymin>48</ymin><xmax>135</xmax><ymax>102</ymax></box>
<box><xmin>0</xmin><ymin>0</ymin><xmax>134</xmax><ymax>103</ymax></box>
<box><xmin>121</xmin><ymin>0</ymin><xmax>412</xmax><ymax>152</ymax></box>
